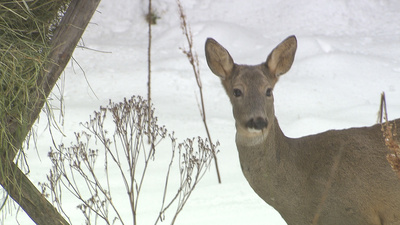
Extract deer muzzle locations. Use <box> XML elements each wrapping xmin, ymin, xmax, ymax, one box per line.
<box><xmin>246</xmin><ymin>117</ymin><xmax>268</xmax><ymax>132</ymax></box>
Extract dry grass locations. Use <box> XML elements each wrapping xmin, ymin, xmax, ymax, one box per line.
<box><xmin>0</xmin><ymin>0</ymin><xmax>70</xmax><ymax>155</ymax></box>
<box><xmin>0</xmin><ymin>0</ymin><xmax>70</xmax><ymax>215</ymax></box>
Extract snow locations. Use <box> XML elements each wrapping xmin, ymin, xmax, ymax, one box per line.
<box><xmin>3</xmin><ymin>0</ymin><xmax>400</xmax><ymax>224</ymax></box>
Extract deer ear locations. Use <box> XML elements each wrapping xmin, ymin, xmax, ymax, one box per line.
<box><xmin>266</xmin><ymin>35</ymin><xmax>297</xmax><ymax>78</ymax></box>
<box><xmin>205</xmin><ymin>38</ymin><xmax>234</xmax><ymax>80</ymax></box>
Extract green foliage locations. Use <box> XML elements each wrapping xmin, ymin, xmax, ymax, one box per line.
<box><xmin>0</xmin><ymin>0</ymin><xmax>71</xmax><ymax>217</ymax></box>
<box><xmin>0</xmin><ymin>0</ymin><xmax>70</xmax><ymax>156</ymax></box>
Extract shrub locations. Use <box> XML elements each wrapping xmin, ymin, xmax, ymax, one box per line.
<box><xmin>41</xmin><ymin>95</ymin><xmax>217</xmax><ymax>224</ymax></box>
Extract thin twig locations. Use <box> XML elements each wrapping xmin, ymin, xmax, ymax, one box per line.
<box><xmin>147</xmin><ymin>0</ymin><xmax>153</xmax><ymax>144</ymax></box>
<box><xmin>177</xmin><ymin>0</ymin><xmax>222</xmax><ymax>184</ymax></box>
<box><xmin>378</xmin><ymin>92</ymin><xmax>388</xmax><ymax>125</ymax></box>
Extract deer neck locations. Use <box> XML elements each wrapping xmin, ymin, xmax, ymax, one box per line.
<box><xmin>235</xmin><ymin>117</ymin><xmax>290</xmax><ymax>204</ymax></box>
<box><xmin>236</xmin><ymin>117</ymin><xmax>287</xmax><ymax>158</ymax></box>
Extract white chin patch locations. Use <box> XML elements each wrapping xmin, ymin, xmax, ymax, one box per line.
<box><xmin>247</xmin><ymin>128</ymin><xmax>263</xmax><ymax>133</ymax></box>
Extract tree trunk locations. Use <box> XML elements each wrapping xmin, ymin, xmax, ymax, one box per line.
<box><xmin>1</xmin><ymin>159</ymin><xmax>70</xmax><ymax>225</ymax></box>
<box><xmin>0</xmin><ymin>0</ymin><xmax>101</xmax><ymax>224</ymax></box>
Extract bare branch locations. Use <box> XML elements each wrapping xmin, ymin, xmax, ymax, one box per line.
<box><xmin>176</xmin><ymin>0</ymin><xmax>222</xmax><ymax>183</ymax></box>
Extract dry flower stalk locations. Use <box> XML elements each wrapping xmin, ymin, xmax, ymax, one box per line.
<box><xmin>379</xmin><ymin>92</ymin><xmax>400</xmax><ymax>177</ymax></box>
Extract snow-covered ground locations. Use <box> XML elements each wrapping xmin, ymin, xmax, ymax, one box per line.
<box><xmin>3</xmin><ymin>0</ymin><xmax>400</xmax><ymax>224</ymax></box>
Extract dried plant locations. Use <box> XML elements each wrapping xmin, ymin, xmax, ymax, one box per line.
<box><xmin>41</xmin><ymin>96</ymin><xmax>216</xmax><ymax>224</ymax></box>
<box><xmin>38</xmin><ymin>1</ymin><xmax>220</xmax><ymax>224</ymax></box>
<box><xmin>176</xmin><ymin>0</ymin><xmax>221</xmax><ymax>183</ymax></box>
<box><xmin>379</xmin><ymin>92</ymin><xmax>400</xmax><ymax>177</ymax></box>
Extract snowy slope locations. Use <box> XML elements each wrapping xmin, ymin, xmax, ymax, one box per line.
<box><xmin>3</xmin><ymin>0</ymin><xmax>400</xmax><ymax>224</ymax></box>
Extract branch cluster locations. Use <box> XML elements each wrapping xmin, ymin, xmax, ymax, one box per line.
<box><xmin>40</xmin><ymin>96</ymin><xmax>217</xmax><ymax>225</ymax></box>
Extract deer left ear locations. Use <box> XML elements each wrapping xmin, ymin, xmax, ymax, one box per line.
<box><xmin>265</xmin><ymin>35</ymin><xmax>297</xmax><ymax>78</ymax></box>
<box><xmin>205</xmin><ymin>38</ymin><xmax>235</xmax><ymax>80</ymax></box>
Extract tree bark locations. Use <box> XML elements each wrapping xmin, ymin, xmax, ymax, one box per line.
<box><xmin>0</xmin><ymin>0</ymin><xmax>101</xmax><ymax>224</ymax></box>
<box><xmin>1</xmin><ymin>159</ymin><xmax>70</xmax><ymax>225</ymax></box>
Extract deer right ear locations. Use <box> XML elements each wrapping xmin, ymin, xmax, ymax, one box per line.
<box><xmin>205</xmin><ymin>38</ymin><xmax>234</xmax><ymax>80</ymax></box>
<box><xmin>266</xmin><ymin>35</ymin><xmax>297</xmax><ymax>78</ymax></box>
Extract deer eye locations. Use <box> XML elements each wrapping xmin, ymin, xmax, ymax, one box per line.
<box><xmin>266</xmin><ymin>88</ymin><xmax>273</xmax><ymax>97</ymax></box>
<box><xmin>233</xmin><ymin>89</ymin><xmax>242</xmax><ymax>97</ymax></box>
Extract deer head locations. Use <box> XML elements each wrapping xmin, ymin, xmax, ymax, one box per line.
<box><xmin>205</xmin><ymin>36</ymin><xmax>297</xmax><ymax>143</ymax></box>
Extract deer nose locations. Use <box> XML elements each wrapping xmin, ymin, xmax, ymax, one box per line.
<box><xmin>246</xmin><ymin>117</ymin><xmax>268</xmax><ymax>130</ymax></box>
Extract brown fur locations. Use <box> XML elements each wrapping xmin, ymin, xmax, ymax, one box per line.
<box><xmin>205</xmin><ymin>36</ymin><xmax>400</xmax><ymax>225</ymax></box>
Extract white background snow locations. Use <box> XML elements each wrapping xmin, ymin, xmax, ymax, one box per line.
<box><xmin>3</xmin><ymin>0</ymin><xmax>400</xmax><ymax>224</ymax></box>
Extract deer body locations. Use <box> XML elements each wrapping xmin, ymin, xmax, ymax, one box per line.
<box><xmin>205</xmin><ymin>36</ymin><xmax>400</xmax><ymax>225</ymax></box>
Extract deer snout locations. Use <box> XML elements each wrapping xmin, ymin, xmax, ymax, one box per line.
<box><xmin>246</xmin><ymin>117</ymin><xmax>268</xmax><ymax>131</ymax></box>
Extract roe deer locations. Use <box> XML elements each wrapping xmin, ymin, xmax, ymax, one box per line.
<box><xmin>205</xmin><ymin>35</ymin><xmax>400</xmax><ymax>225</ymax></box>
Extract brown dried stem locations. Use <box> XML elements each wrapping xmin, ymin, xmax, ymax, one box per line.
<box><xmin>43</xmin><ymin>96</ymin><xmax>214</xmax><ymax>224</ymax></box>
<box><xmin>379</xmin><ymin>92</ymin><xmax>400</xmax><ymax>177</ymax></box>
<box><xmin>177</xmin><ymin>0</ymin><xmax>222</xmax><ymax>184</ymax></box>
<box><xmin>147</xmin><ymin>0</ymin><xmax>153</xmax><ymax>142</ymax></box>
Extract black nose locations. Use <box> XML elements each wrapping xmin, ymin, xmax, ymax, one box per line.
<box><xmin>246</xmin><ymin>117</ymin><xmax>268</xmax><ymax>130</ymax></box>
